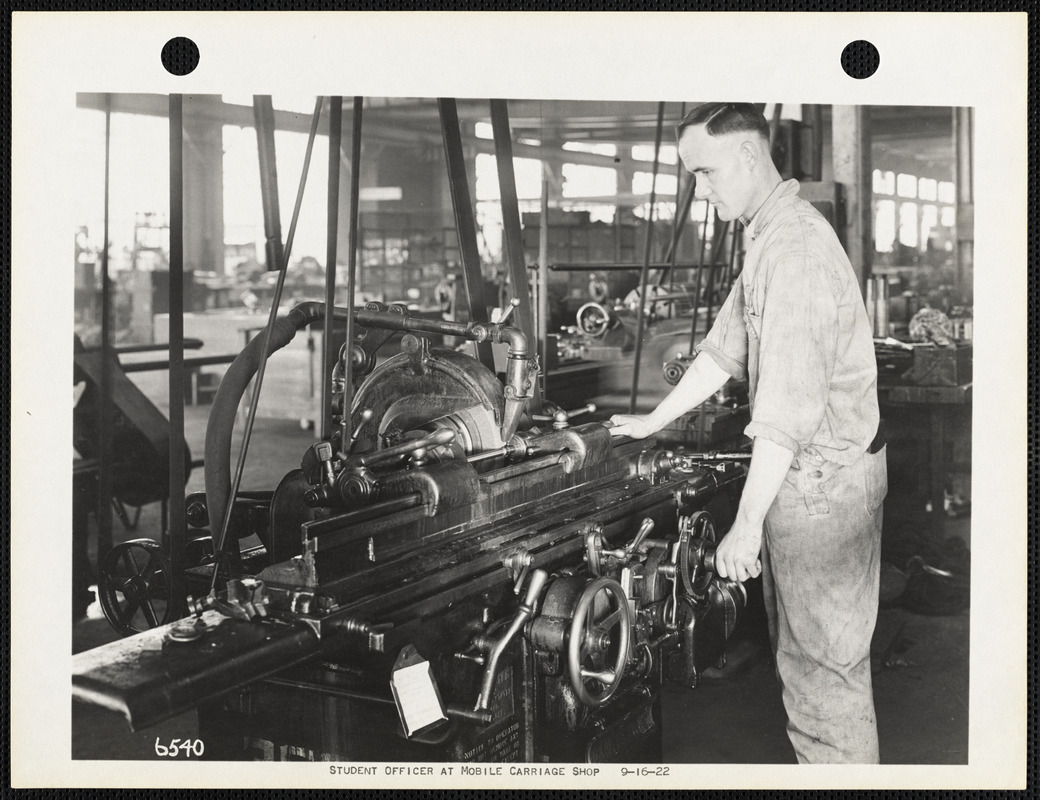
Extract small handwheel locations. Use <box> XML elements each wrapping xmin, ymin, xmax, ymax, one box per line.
<box><xmin>576</xmin><ymin>302</ymin><xmax>612</xmax><ymax>339</ymax></box>
<box><xmin>97</xmin><ymin>538</ymin><xmax>177</xmax><ymax>636</ymax></box>
<box><xmin>567</xmin><ymin>576</ymin><xmax>632</xmax><ymax>707</ymax></box>
<box><xmin>678</xmin><ymin>511</ymin><xmax>717</xmax><ymax>600</ymax></box>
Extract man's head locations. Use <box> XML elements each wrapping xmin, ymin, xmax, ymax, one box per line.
<box><xmin>676</xmin><ymin>103</ymin><xmax>781</xmax><ymax>222</ymax></box>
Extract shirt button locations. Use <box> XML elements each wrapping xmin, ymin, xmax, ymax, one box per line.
<box><xmin>812</xmin><ymin>470</ymin><xmax>823</xmax><ymax>478</ymax></box>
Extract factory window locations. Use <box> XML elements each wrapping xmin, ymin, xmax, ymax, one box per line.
<box><xmin>941</xmin><ymin>206</ymin><xmax>956</xmax><ymax>227</ymax></box>
<box><xmin>872</xmin><ymin>169</ymin><xmax>895</xmax><ymax>195</ymax></box>
<box><xmin>563</xmin><ymin>141</ymin><xmax>617</xmax><ymax>157</ymax></box>
<box><xmin>561</xmin><ymin>163</ymin><xmax>617</xmax><ymax>199</ymax></box>
<box><xmin>918</xmin><ymin>177</ymin><xmax>938</xmax><ymax>202</ymax></box>
<box><xmin>73</xmin><ymin>110</ymin><xmax>171</xmax><ymax>276</ymax></box>
<box><xmin>631</xmin><ymin>144</ymin><xmax>678</xmax><ymax>166</ymax></box>
<box><xmin>474</xmin><ymin>122</ymin><xmax>493</xmax><ymax>139</ymax></box>
<box><xmin>938</xmin><ymin>181</ymin><xmax>956</xmax><ymax>204</ymax></box>
<box><xmin>632</xmin><ymin>171</ymin><xmax>678</xmax><ymax>198</ymax></box>
<box><xmin>920</xmin><ymin>204</ymin><xmax>939</xmax><ymax>245</ymax></box>
<box><xmin>898</xmin><ymin>202</ymin><xmax>919</xmax><ymax>247</ymax></box>
<box><xmin>874</xmin><ymin>199</ymin><xmax>896</xmax><ymax>253</ymax></box>
<box><xmin>474</xmin><ymin>153</ymin><xmax>544</xmax><ymax>201</ymax></box>
<box><xmin>222</xmin><ymin>124</ymin><xmax>331</xmax><ymax>271</ymax></box>
<box><xmin>896</xmin><ymin>173</ymin><xmax>917</xmax><ymax>199</ymax></box>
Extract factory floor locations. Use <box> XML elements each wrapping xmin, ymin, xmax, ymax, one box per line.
<box><xmin>72</xmin><ymin>406</ymin><xmax>970</xmax><ymax>765</ymax></box>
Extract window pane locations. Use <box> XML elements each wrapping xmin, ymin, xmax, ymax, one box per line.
<box><xmin>872</xmin><ymin>169</ymin><xmax>887</xmax><ymax>194</ymax></box>
<box><xmin>883</xmin><ymin>171</ymin><xmax>896</xmax><ymax>195</ymax></box>
<box><xmin>631</xmin><ymin>144</ymin><xmax>678</xmax><ymax>165</ymax></box>
<box><xmin>920</xmin><ymin>204</ymin><xmax>939</xmax><ymax>245</ymax></box>
<box><xmin>896</xmin><ymin>173</ymin><xmax>917</xmax><ymax>199</ymax></box>
<box><xmin>899</xmin><ymin>202</ymin><xmax>919</xmax><ymax>247</ymax></box>
<box><xmin>941</xmin><ymin>206</ymin><xmax>956</xmax><ymax>227</ymax></box>
<box><xmin>475</xmin><ymin>153</ymin><xmax>543</xmax><ymax>201</ymax></box>
<box><xmin>938</xmin><ymin>181</ymin><xmax>956</xmax><ymax>204</ymax></box>
<box><xmin>918</xmin><ymin>177</ymin><xmax>938</xmax><ymax>201</ymax></box>
<box><xmin>474</xmin><ymin>122</ymin><xmax>493</xmax><ymax>140</ymax></box>
<box><xmin>562</xmin><ymin>163</ymin><xmax>617</xmax><ymax>199</ymax></box>
<box><xmin>563</xmin><ymin>141</ymin><xmax>617</xmax><ymax>157</ymax></box>
<box><xmin>632</xmin><ymin>171</ymin><xmax>678</xmax><ymax>197</ymax></box>
<box><xmin>874</xmin><ymin>199</ymin><xmax>896</xmax><ymax>253</ymax></box>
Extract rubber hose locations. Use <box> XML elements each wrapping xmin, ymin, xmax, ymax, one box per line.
<box><xmin>204</xmin><ymin>303</ymin><xmax>323</xmax><ymax>541</ymax></box>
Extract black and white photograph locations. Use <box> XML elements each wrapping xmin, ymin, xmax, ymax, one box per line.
<box><xmin>11</xmin><ymin>11</ymin><xmax>1028</xmax><ymax>790</ymax></box>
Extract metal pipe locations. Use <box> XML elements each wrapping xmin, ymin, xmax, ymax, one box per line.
<box><xmin>629</xmin><ymin>101</ymin><xmax>666</xmax><ymax>414</ymax></box>
<box><xmin>210</xmin><ymin>101</ymin><xmax>323</xmax><ymax>592</ymax></box>
<box><xmin>490</xmin><ymin>99</ymin><xmax>537</xmax><ymax>370</ymax></box>
<box><xmin>341</xmin><ymin>96</ymin><xmax>365</xmax><ymax>448</ymax></box>
<box><xmin>97</xmin><ymin>93</ymin><xmax>114</xmax><ymax>559</ymax></box>
<box><xmin>252</xmin><ymin>96</ymin><xmax>284</xmax><ymax>272</ymax></box>
<box><xmin>168</xmin><ymin>94</ymin><xmax>186</xmax><ymax>583</ymax></box>
<box><xmin>537</xmin><ymin>170</ymin><xmax>550</xmax><ymax>394</ymax></box>
<box><xmin>687</xmin><ymin>202</ymin><xmax>713</xmax><ymax>353</ymax></box>
<box><xmin>323</xmin><ymin>97</ymin><xmax>343</xmax><ymax>441</ymax></box>
<box><xmin>437</xmin><ymin>98</ymin><xmax>494</xmax><ymax>371</ymax></box>
<box><xmin>551</xmin><ymin>261</ymin><xmax>702</xmax><ymax>272</ymax></box>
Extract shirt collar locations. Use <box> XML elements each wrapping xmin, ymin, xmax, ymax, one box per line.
<box><xmin>739</xmin><ymin>178</ymin><xmax>800</xmax><ymax>241</ymax></box>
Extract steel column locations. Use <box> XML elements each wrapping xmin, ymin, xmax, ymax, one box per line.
<box><xmin>97</xmin><ymin>94</ymin><xmax>114</xmax><ymax>560</ymax></box>
<box><xmin>490</xmin><ymin>99</ymin><xmax>539</xmax><ymax>409</ymax></box>
<box><xmin>832</xmin><ymin>105</ymin><xmax>873</xmax><ymax>290</ymax></box>
<box><xmin>168</xmin><ymin>94</ymin><xmax>186</xmax><ymax>597</ymax></box>
<box><xmin>253</xmin><ymin>96</ymin><xmax>284</xmax><ymax>272</ymax></box>
<box><xmin>341</xmin><ymin>97</ymin><xmax>365</xmax><ymax>448</ymax></box>
<box><xmin>322</xmin><ymin>97</ymin><xmax>343</xmax><ymax>441</ymax></box>
<box><xmin>437</xmin><ymin>98</ymin><xmax>494</xmax><ymax>372</ymax></box>
<box><xmin>629</xmin><ymin>101</ymin><xmax>665</xmax><ymax>414</ymax></box>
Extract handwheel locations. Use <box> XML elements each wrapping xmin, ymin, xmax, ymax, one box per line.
<box><xmin>97</xmin><ymin>538</ymin><xmax>177</xmax><ymax>636</ymax></box>
<box><xmin>576</xmin><ymin>302</ymin><xmax>611</xmax><ymax>338</ymax></box>
<box><xmin>567</xmin><ymin>576</ymin><xmax>632</xmax><ymax>707</ymax></box>
<box><xmin>678</xmin><ymin>511</ymin><xmax>717</xmax><ymax>601</ymax></box>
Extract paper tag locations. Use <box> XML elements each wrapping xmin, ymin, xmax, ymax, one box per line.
<box><xmin>390</xmin><ymin>651</ymin><xmax>447</xmax><ymax>738</ymax></box>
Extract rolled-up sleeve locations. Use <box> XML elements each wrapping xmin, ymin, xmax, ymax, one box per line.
<box><xmin>744</xmin><ymin>255</ymin><xmax>838</xmax><ymax>454</ymax></box>
<box><xmin>696</xmin><ymin>279</ymin><xmax>748</xmax><ymax>380</ymax></box>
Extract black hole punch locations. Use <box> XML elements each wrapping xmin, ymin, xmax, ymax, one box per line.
<box><xmin>161</xmin><ymin>37</ymin><xmax>200</xmax><ymax>77</ymax></box>
<box><xmin>841</xmin><ymin>40</ymin><xmax>880</xmax><ymax>80</ymax></box>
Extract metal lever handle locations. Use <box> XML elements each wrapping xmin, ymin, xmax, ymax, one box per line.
<box><xmin>357</xmin><ymin>428</ymin><xmax>456</xmax><ymax>468</ymax></box>
<box><xmin>475</xmin><ymin>568</ymin><xmax>548</xmax><ymax>713</ymax></box>
<box><xmin>626</xmin><ymin>517</ymin><xmax>655</xmax><ymax>556</ymax></box>
<box><xmin>496</xmin><ymin>297</ymin><xmax>520</xmax><ymax>325</ymax></box>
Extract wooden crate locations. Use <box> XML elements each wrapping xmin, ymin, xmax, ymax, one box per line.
<box><xmin>910</xmin><ymin>344</ymin><xmax>973</xmax><ymax>387</ymax></box>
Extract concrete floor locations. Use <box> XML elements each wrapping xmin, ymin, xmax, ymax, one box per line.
<box><xmin>72</xmin><ymin>370</ymin><xmax>970</xmax><ymax>765</ymax></box>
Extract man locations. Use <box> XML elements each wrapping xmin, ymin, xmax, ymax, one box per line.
<box><xmin>610</xmin><ymin>103</ymin><xmax>888</xmax><ymax>764</ymax></box>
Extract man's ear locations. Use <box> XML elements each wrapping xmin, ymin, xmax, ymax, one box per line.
<box><xmin>740</xmin><ymin>139</ymin><xmax>759</xmax><ymax>169</ymax></box>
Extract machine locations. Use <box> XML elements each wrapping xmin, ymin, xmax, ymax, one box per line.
<box><xmin>73</xmin><ymin>298</ymin><xmax>749</xmax><ymax>763</ymax></box>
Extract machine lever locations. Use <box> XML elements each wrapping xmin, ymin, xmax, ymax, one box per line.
<box><xmin>626</xmin><ymin>518</ymin><xmax>655</xmax><ymax>557</ymax></box>
<box><xmin>356</xmin><ymin>428</ymin><xmax>457</xmax><ymax>468</ymax></box>
<box><xmin>474</xmin><ymin>568</ymin><xmax>548</xmax><ymax>713</ymax></box>
<box><xmin>496</xmin><ymin>297</ymin><xmax>520</xmax><ymax>325</ymax></box>
<box><xmin>344</xmin><ymin>408</ymin><xmax>374</xmax><ymax>456</ymax></box>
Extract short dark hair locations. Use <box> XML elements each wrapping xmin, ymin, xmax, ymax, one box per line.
<box><xmin>675</xmin><ymin>103</ymin><xmax>770</xmax><ymax>142</ymax></box>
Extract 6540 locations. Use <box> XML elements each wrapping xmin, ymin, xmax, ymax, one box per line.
<box><xmin>154</xmin><ymin>738</ymin><xmax>204</xmax><ymax>757</ymax></box>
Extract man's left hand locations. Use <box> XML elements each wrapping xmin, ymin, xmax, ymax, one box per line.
<box><xmin>714</xmin><ymin>517</ymin><xmax>763</xmax><ymax>583</ymax></box>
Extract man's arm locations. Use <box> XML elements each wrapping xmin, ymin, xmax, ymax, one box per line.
<box><xmin>608</xmin><ymin>353</ymin><xmax>730</xmax><ymax>439</ymax></box>
<box><xmin>713</xmin><ymin>436</ymin><xmax>793</xmax><ymax>582</ymax></box>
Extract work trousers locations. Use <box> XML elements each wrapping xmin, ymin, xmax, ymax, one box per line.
<box><xmin>761</xmin><ymin>444</ymin><xmax>888</xmax><ymax>764</ymax></box>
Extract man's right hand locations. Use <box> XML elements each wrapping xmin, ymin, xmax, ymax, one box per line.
<box><xmin>607</xmin><ymin>414</ymin><xmax>655</xmax><ymax>439</ymax></box>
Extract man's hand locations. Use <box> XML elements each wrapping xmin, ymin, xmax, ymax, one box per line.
<box><xmin>714</xmin><ymin>516</ymin><xmax>763</xmax><ymax>583</ymax></box>
<box><xmin>608</xmin><ymin>414</ymin><xmax>656</xmax><ymax>440</ymax></box>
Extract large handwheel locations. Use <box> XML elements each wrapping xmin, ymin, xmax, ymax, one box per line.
<box><xmin>567</xmin><ymin>576</ymin><xmax>632</xmax><ymax>707</ymax></box>
<box><xmin>678</xmin><ymin>511</ymin><xmax>717</xmax><ymax>601</ymax></box>
<box><xmin>97</xmin><ymin>538</ymin><xmax>177</xmax><ymax>636</ymax></box>
<box><xmin>576</xmin><ymin>302</ymin><xmax>612</xmax><ymax>339</ymax></box>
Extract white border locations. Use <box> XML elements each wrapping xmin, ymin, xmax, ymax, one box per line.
<box><xmin>10</xmin><ymin>11</ymin><xmax>1028</xmax><ymax>790</ymax></box>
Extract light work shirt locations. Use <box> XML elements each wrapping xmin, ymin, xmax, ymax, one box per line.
<box><xmin>697</xmin><ymin>179</ymin><xmax>879</xmax><ymax>466</ymax></box>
